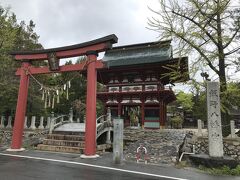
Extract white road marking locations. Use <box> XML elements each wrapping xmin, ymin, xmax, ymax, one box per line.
<box><xmin>0</xmin><ymin>153</ymin><xmax>188</xmax><ymax>180</ymax></box>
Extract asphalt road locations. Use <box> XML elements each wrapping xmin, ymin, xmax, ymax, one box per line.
<box><xmin>0</xmin><ymin>155</ymin><xmax>171</xmax><ymax>180</ymax></box>
<box><xmin>0</xmin><ymin>151</ymin><xmax>239</xmax><ymax>180</ymax></box>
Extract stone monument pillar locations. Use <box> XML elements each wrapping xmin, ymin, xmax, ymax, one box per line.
<box><xmin>197</xmin><ymin>119</ymin><xmax>203</xmax><ymax>136</ymax></box>
<box><xmin>207</xmin><ymin>81</ymin><xmax>224</xmax><ymax>158</ymax></box>
<box><xmin>113</xmin><ymin>118</ymin><xmax>123</xmax><ymax>164</ymax></box>
<box><xmin>230</xmin><ymin>120</ymin><xmax>236</xmax><ymax>138</ymax></box>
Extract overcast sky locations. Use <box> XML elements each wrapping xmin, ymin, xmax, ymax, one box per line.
<box><xmin>1</xmin><ymin>0</ymin><xmax>160</xmax><ymax>48</ymax></box>
<box><xmin>0</xmin><ymin>0</ymin><xmax>194</xmax><ymax>92</ymax></box>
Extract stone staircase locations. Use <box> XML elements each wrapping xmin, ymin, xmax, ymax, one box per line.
<box><xmin>37</xmin><ymin>132</ymin><xmax>86</xmax><ymax>154</ymax></box>
<box><xmin>37</xmin><ymin>129</ymin><xmax>112</xmax><ymax>154</ymax></box>
<box><xmin>37</xmin><ymin>116</ymin><xmax>113</xmax><ymax>154</ymax></box>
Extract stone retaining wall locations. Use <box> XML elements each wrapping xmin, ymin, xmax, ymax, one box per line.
<box><xmin>123</xmin><ymin>129</ymin><xmax>186</xmax><ymax>165</ymax></box>
<box><xmin>0</xmin><ymin>130</ymin><xmax>46</xmax><ymax>149</ymax></box>
<box><xmin>182</xmin><ymin>133</ymin><xmax>240</xmax><ymax>161</ymax></box>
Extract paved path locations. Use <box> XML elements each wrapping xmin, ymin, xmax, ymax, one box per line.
<box><xmin>0</xmin><ymin>150</ymin><xmax>239</xmax><ymax>180</ymax></box>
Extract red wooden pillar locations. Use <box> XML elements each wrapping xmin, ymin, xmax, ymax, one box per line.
<box><xmin>104</xmin><ymin>103</ymin><xmax>107</xmax><ymax>115</ymax></box>
<box><xmin>10</xmin><ymin>62</ymin><xmax>30</xmax><ymax>150</ymax></box>
<box><xmin>159</xmin><ymin>100</ymin><xmax>164</xmax><ymax>128</ymax></box>
<box><xmin>141</xmin><ymin>97</ymin><xmax>145</xmax><ymax>128</ymax></box>
<box><xmin>117</xmin><ymin>103</ymin><xmax>121</xmax><ymax>117</ymax></box>
<box><xmin>162</xmin><ymin>102</ymin><xmax>166</xmax><ymax>127</ymax></box>
<box><xmin>83</xmin><ymin>51</ymin><xmax>98</xmax><ymax>157</ymax></box>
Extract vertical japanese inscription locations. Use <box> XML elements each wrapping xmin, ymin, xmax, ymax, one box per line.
<box><xmin>207</xmin><ymin>82</ymin><xmax>224</xmax><ymax>157</ymax></box>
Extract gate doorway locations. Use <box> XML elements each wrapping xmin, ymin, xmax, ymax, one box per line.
<box><xmin>122</xmin><ymin>105</ymin><xmax>141</xmax><ymax>128</ymax></box>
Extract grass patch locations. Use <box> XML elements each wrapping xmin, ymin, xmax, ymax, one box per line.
<box><xmin>175</xmin><ymin>161</ymin><xmax>190</xmax><ymax>168</ymax></box>
<box><xmin>199</xmin><ymin>165</ymin><xmax>240</xmax><ymax>176</ymax></box>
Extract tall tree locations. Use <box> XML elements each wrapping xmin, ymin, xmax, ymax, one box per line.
<box><xmin>148</xmin><ymin>0</ymin><xmax>240</xmax><ymax>136</ymax></box>
<box><xmin>0</xmin><ymin>5</ymin><xmax>42</xmax><ymax>116</ymax></box>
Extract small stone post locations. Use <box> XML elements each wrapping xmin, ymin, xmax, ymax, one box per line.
<box><xmin>202</xmin><ymin>120</ymin><xmax>205</xmax><ymax>129</ymax></box>
<box><xmin>49</xmin><ymin>112</ymin><xmax>55</xmax><ymax>134</ymax></box>
<box><xmin>24</xmin><ymin>116</ymin><xmax>28</xmax><ymax>129</ymax></box>
<box><xmin>77</xmin><ymin>118</ymin><xmax>80</xmax><ymax>123</ymax></box>
<box><xmin>60</xmin><ymin>116</ymin><xmax>64</xmax><ymax>123</ymax></box>
<box><xmin>69</xmin><ymin>108</ymin><xmax>73</xmax><ymax>123</ymax></box>
<box><xmin>46</xmin><ymin>117</ymin><xmax>51</xmax><ymax>129</ymax></box>
<box><xmin>107</xmin><ymin>107</ymin><xmax>111</xmax><ymax>122</ymax></box>
<box><xmin>106</xmin><ymin>129</ymin><xmax>111</xmax><ymax>144</ymax></box>
<box><xmin>0</xmin><ymin>116</ymin><xmax>5</xmax><ymax>128</ymax></box>
<box><xmin>6</xmin><ymin>116</ymin><xmax>12</xmax><ymax>129</ymax></box>
<box><xmin>207</xmin><ymin>81</ymin><xmax>223</xmax><ymax>158</ymax></box>
<box><xmin>197</xmin><ymin>119</ymin><xmax>203</xmax><ymax>136</ymax></box>
<box><xmin>38</xmin><ymin>116</ymin><xmax>44</xmax><ymax>130</ymax></box>
<box><xmin>230</xmin><ymin>120</ymin><xmax>236</xmax><ymax>138</ymax></box>
<box><xmin>30</xmin><ymin>116</ymin><xmax>36</xmax><ymax>130</ymax></box>
<box><xmin>113</xmin><ymin>118</ymin><xmax>123</xmax><ymax>164</ymax></box>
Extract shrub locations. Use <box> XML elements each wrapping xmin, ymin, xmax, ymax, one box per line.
<box><xmin>170</xmin><ymin>115</ymin><xmax>183</xmax><ymax>129</ymax></box>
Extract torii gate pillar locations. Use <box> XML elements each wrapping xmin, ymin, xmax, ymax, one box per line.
<box><xmin>8</xmin><ymin>62</ymin><xmax>30</xmax><ymax>151</ymax></box>
<box><xmin>81</xmin><ymin>51</ymin><xmax>98</xmax><ymax>158</ymax></box>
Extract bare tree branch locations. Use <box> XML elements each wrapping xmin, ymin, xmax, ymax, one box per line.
<box><xmin>171</xmin><ymin>10</ymin><xmax>219</xmax><ymax>46</ymax></box>
<box><xmin>225</xmin><ymin>46</ymin><xmax>240</xmax><ymax>56</ymax></box>
<box><xmin>171</xmin><ymin>30</ymin><xmax>220</xmax><ymax>74</ymax></box>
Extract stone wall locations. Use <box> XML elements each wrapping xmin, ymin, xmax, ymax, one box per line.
<box><xmin>182</xmin><ymin>133</ymin><xmax>240</xmax><ymax>161</ymax></box>
<box><xmin>0</xmin><ymin>130</ymin><xmax>46</xmax><ymax>150</ymax></box>
<box><xmin>123</xmin><ymin>128</ymin><xmax>186</xmax><ymax>165</ymax></box>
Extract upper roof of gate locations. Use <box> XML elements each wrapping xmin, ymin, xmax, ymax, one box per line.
<box><xmin>103</xmin><ymin>40</ymin><xmax>172</xmax><ymax>67</ymax></box>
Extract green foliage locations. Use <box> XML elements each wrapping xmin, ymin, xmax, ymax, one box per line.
<box><xmin>176</xmin><ymin>91</ymin><xmax>194</xmax><ymax>112</ymax></box>
<box><xmin>221</xmin><ymin>82</ymin><xmax>240</xmax><ymax>113</ymax></box>
<box><xmin>161</xmin><ymin>62</ymin><xmax>189</xmax><ymax>84</ymax></box>
<box><xmin>194</xmin><ymin>95</ymin><xmax>207</xmax><ymax>121</ymax></box>
<box><xmin>199</xmin><ymin>165</ymin><xmax>240</xmax><ymax>176</ymax></box>
<box><xmin>0</xmin><ymin>5</ymin><xmax>42</xmax><ymax>116</ymax></box>
<box><xmin>170</xmin><ymin>115</ymin><xmax>183</xmax><ymax>128</ymax></box>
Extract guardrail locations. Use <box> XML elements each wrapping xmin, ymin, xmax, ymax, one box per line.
<box><xmin>49</xmin><ymin>115</ymin><xmax>70</xmax><ymax>134</ymax></box>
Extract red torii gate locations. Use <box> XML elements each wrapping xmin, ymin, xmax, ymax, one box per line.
<box><xmin>9</xmin><ymin>34</ymin><xmax>118</xmax><ymax>158</ymax></box>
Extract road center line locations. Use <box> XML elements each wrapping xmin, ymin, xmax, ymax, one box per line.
<box><xmin>0</xmin><ymin>153</ymin><xmax>188</xmax><ymax>180</ymax></box>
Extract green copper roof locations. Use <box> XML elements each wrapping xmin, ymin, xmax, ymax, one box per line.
<box><xmin>103</xmin><ymin>40</ymin><xmax>172</xmax><ymax>67</ymax></box>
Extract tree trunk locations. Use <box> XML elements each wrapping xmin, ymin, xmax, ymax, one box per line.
<box><xmin>216</xmin><ymin>5</ymin><xmax>230</xmax><ymax>136</ymax></box>
<box><xmin>219</xmin><ymin>69</ymin><xmax>230</xmax><ymax>137</ymax></box>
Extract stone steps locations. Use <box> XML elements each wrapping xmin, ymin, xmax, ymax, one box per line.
<box><xmin>37</xmin><ymin>130</ymin><xmax>112</xmax><ymax>154</ymax></box>
<box><xmin>37</xmin><ymin>141</ymin><xmax>112</xmax><ymax>154</ymax></box>
<box><xmin>46</xmin><ymin>134</ymin><xmax>84</xmax><ymax>141</ymax></box>
<box><xmin>52</xmin><ymin>131</ymin><xmax>84</xmax><ymax>136</ymax></box>
<box><xmin>37</xmin><ymin>131</ymin><xmax>85</xmax><ymax>153</ymax></box>
<box><xmin>43</xmin><ymin>139</ymin><xmax>85</xmax><ymax>147</ymax></box>
<box><xmin>37</xmin><ymin>144</ymin><xmax>84</xmax><ymax>154</ymax></box>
